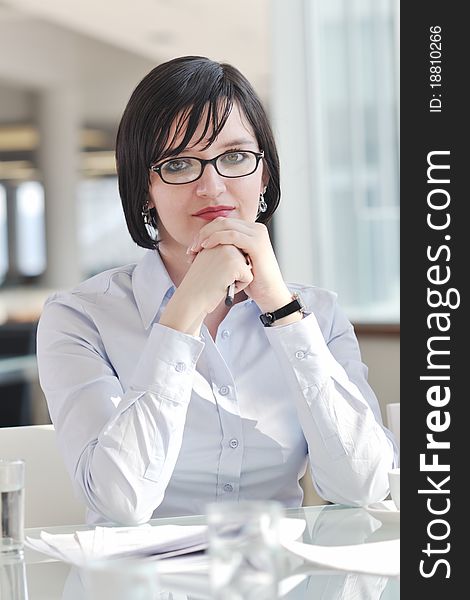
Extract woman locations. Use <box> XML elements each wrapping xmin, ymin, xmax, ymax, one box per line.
<box><xmin>37</xmin><ymin>56</ymin><xmax>398</xmax><ymax>526</ymax></box>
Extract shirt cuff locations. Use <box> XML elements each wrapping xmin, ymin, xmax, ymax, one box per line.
<box><xmin>129</xmin><ymin>322</ymin><xmax>205</xmax><ymax>401</ymax></box>
<box><xmin>263</xmin><ymin>312</ymin><xmax>335</xmax><ymax>389</ymax></box>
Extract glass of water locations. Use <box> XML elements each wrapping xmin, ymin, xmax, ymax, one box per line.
<box><xmin>0</xmin><ymin>459</ymin><xmax>25</xmax><ymax>558</ymax></box>
<box><xmin>207</xmin><ymin>500</ymin><xmax>284</xmax><ymax>600</ymax></box>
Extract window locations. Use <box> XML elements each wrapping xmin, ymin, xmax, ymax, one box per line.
<box><xmin>78</xmin><ymin>177</ymin><xmax>145</xmax><ymax>277</ymax></box>
<box><xmin>16</xmin><ymin>181</ymin><xmax>46</xmax><ymax>277</ymax></box>
<box><xmin>271</xmin><ymin>0</ymin><xmax>399</xmax><ymax>323</ymax></box>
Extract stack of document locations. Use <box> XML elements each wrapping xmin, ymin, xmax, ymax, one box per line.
<box><xmin>26</xmin><ymin>524</ymin><xmax>208</xmax><ymax>564</ymax></box>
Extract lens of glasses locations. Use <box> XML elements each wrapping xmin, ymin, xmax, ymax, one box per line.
<box><xmin>160</xmin><ymin>158</ymin><xmax>201</xmax><ymax>184</ymax></box>
<box><xmin>217</xmin><ymin>151</ymin><xmax>258</xmax><ymax>178</ymax></box>
<box><xmin>159</xmin><ymin>151</ymin><xmax>259</xmax><ymax>184</ymax></box>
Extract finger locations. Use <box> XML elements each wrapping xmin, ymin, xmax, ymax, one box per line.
<box><xmin>186</xmin><ymin>245</ymin><xmax>199</xmax><ymax>256</ymax></box>
<box><xmin>185</xmin><ymin>251</ymin><xmax>197</xmax><ymax>266</ymax></box>
<box><xmin>233</xmin><ymin>264</ymin><xmax>254</xmax><ymax>292</ymax></box>
<box><xmin>199</xmin><ymin>230</ymin><xmax>254</xmax><ymax>253</ymax></box>
<box><xmin>193</xmin><ymin>218</ymin><xmax>256</xmax><ymax>251</ymax></box>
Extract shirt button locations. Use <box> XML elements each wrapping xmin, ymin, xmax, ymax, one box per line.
<box><xmin>229</xmin><ymin>438</ymin><xmax>239</xmax><ymax>449</ymax></box>
<box><xmin>295</xmin><ymin>350</ymin><xmax>305</xmax><ymax>359</ymax></box>
<box><xmin>219</xmin><ymin>385</ymin><xmax>230</xmax><ymax>396</ymax></box>
<box><xmin>175</xmin><ymin>362</ymin><xmax>186</xmax><ymax>372</ymax></box>
<box><xmin>221</xmin><ymin>329</ymin><xmax>231</xmax><ymax>339</ymax></box>
<box><xmin>223</xmin><ymin>484</ymin><xmax>234</xmax><ymax>493</ymax></box>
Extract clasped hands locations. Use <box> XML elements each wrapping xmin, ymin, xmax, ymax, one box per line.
<box><xmin>160</xmin><ymin>216</ymin><xmax>296</xmax><ymax>335</ymax></box>
<box><xmin>185</xmin><ymin>216</ymin><xmax>291</xmax><ymax>314</ymax></box>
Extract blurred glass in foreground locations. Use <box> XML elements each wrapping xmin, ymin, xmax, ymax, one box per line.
<box><xmin>207</xmin><ymin>500</ymin><xmax>284</xmax><ymax>600</ymax></box>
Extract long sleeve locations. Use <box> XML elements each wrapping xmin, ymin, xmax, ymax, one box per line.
<box><xmin>264</xmin><ymin>290</ymin><xmax>398</xmax><ymax>507</ymax></box>
<box><xmin>37</xmin><ymin>294</ymin><xmax>204</xmax><ymax>525</ymax></box>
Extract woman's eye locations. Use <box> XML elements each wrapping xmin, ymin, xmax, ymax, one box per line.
<box><xmin>222</xmin><ymin>152</ymin><xmax>247</xmax><ymax>163</ymax></box>
<box><xmin>164</xmin><ymin>159</ymin><xmax>191</xmax><ymax>172</ymax></box>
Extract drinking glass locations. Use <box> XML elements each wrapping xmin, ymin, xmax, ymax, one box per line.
<box><xmin>207</xmin><ymin>500</ymin><xmax>284</xmax><ymax>600</ymax></box>
<box><xmin>0</xmin><ymin>459</ymin><xmax>25</xmax><ymax>558</ymax></box>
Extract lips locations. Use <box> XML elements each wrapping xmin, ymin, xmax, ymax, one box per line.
<box><xmin>193</xmin><ymin>206</ymin><xmax>235</xmax><ymax>220</ymax></box>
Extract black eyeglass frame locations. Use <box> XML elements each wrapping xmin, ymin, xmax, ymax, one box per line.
<box><xmin>149</xmin><ymin>150</ymin><xmax>265</xmax><ymax>185</ymax></box>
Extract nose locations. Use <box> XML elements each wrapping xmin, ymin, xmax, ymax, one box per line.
<box><xmin>195</xmin><ymin>163</ymin><xmax>226</xmax><ymax>198</ymax></box>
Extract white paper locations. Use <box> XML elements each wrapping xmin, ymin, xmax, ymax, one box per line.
<box><xmin>281</xmin><ymin>538</ymin><xmax>400</xmax><ymax>577</ymax></box>
<box><xmin>75</xmin><ymin>524</ymin><xmax>207</xmax><ymax>559</ymax></box>
<box><xmin>25</xmin><ymin>523</ymin><xmax>208</xmax><ymax>565</ymax></box>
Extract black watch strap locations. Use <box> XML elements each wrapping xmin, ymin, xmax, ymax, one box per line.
<box><xmin>259</xmin><ymin>294</ymin><xmax>305</xmax><ymax>327</ymax></box>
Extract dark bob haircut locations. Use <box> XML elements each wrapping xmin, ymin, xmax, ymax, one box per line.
<box><xmin>116</xmin><ymin>55</ymin><xmax>281</xmax><ymax>249</ymax></box>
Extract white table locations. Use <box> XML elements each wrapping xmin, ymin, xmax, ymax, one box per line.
<box><xmin>6</xmin><ymin>504</ymin><xmax>400</xmax><ymax>599</ymax></box>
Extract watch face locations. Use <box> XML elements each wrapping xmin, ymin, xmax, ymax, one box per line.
<box><xmin>260</xmin><ymin>312</ymin><xmax>274</xmax><ymax>326</ymax></box>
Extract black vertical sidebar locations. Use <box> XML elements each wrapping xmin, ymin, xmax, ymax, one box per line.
<box><xmin>401</xmin><ymin>1</ymin><xmax>465</xmax><ymax>596</ymax></box>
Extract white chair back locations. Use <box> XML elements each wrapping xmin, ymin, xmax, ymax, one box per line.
<box><xmin>386</xmin><ymin>402</ymin><xmax>400</xmax><ymax>456</ymax></box>
<box><xmin>0</xmin><ymin>424</ymin><xmax>85</xmax><ymax>527</ymax></box>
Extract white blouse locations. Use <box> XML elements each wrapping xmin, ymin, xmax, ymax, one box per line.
<box><xmin>37</xmin><ymin>249</ymin><xmax>398</xmax><ymax>525</ymax></box>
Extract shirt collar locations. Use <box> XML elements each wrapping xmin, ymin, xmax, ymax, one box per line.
<box><xmin>132</xmin><ymin>249</ymin><xmax>176</xmax><ymax>329</ymax></box>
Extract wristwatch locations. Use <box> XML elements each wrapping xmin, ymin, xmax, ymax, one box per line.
<box><xmin>259</xmin><ymin>293</ymin><xmax>305</xmax><ymax>327</ymax></box>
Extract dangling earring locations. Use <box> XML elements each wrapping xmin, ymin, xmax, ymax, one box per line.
<box><xmin>142</xmin><ymin>200</ymin><xmax>159</xmax><ymax>247</ymax></box>
<box><xmin>142</xmin><ymin>201</ymin><xmax>153</xmax><ymax>226</ymax></box>
<box><xmin>258</xmin><ymin>186</ymin><xmax>268</xmax><ymax>214</ymax></box>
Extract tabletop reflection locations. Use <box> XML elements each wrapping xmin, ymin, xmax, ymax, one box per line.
<box><xmin>54</xmin><ymin>505</ymin><xmax>399</xmax><ymax>600</ymax></box>
<box><xmin>0</xmin><ymin>553</ymin><xmax>29</xmax><ymax>600</ymax></box>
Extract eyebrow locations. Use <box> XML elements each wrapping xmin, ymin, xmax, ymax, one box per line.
<box><xmin>185</xmin><ymin>138</ymin><xmax>257</xmax><ymax>153</ymax></box>
<box><xmin>221</xmin><ymin>139</ymin><xmax>258</xmax><ymax>148</ymax></box>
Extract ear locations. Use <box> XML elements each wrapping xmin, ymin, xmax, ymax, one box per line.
<box><xmin>261</xmin><ymin>162</ymin><xmax>270</xmax><ymax>191</ymax></box>
<box><xmin>147</xmin><ymin>185</ymin><xmax>156</xmax><ymax>210</ymax></box>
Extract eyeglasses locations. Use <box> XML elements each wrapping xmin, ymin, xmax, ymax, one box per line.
<box><xmin>150</xmin><ymin>150</ymin><xmax>264</xmax><ymax>185</ymax></box>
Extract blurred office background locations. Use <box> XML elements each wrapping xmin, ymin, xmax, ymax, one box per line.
<box><xmin>0</xmin><ymin>0</ymin><xmax>399</xmax><ymax>429</ymax></box>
